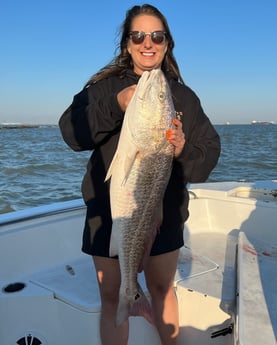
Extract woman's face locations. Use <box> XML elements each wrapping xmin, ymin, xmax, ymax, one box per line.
<box><xmin>127</xmin><ymin>14</ymin><xmax>168</xmax><ymax>75</ymax></box>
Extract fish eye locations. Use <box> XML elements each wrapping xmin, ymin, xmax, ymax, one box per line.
<box><xmin>158</xmin><ymin>92</ymin><xmax>165</xmax><ymax>102</ymax></box>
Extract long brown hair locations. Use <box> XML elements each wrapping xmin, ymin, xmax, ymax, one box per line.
<box><xmin>85</xmin><ymin>4</ymin><xmax>183</xmax><ymax>87</ymax></box>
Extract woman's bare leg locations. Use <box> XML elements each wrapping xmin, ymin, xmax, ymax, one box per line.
<box><xmin>93</xmin><ymin>256</ymin><xmax>129</xmax><ymax>345</ymax></box>
<box><xmin>144</xmin><ymin>250</ymin><xmax>179</xmax><ymax>345</ymax></box>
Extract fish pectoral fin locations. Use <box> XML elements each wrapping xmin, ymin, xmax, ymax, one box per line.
<box><xmin>105</xmin><ymin>151</ymin><xmax>119</xmax><ymax>182</ymax></box>
<box><xmin>105</xmin><ymin>146</ymin><xmax>139</xmax><ymax>185</ymax></box>
<box><xmin>121</xmin><ymin>150</ymin><xmax>139</xmax><ymax>185</ymax></box>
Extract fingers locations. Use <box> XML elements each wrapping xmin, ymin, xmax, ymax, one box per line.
<box><xmin>117</xmin><ymin>84</ymin><xmax>137</xmax><ymax>111</ymax></box>
<box><xmin>166</xmin><ymin>119</ymin><xmax>184</xmax><ymax>141</ymax></box>
<box><xmin>166</xmin><ymin>118</ymin><xmax>186</xmax><ymax>157</ymax></box>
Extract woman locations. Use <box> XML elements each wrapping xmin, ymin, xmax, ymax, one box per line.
<box><xmin>59</xmin><ymin>4</ymin><xmax>220</xmax><ymax>345</ymax></box>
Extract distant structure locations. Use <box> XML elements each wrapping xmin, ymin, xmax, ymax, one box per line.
<box><xmin>251</xmin><ymin>120</ymin><xmax>275</xmax><ymax>125</ymax></box>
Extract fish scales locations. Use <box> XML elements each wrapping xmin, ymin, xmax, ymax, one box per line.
<box><xmin>105</xmin><ymin>69</ymin><xmax>175</xmax><ymax>326</ymax></box>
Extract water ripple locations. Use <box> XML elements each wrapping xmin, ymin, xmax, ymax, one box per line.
<box><xmin>1</xmin><ymin>125</ymin><xmax>276</xmax><ymax>213</ymax></box>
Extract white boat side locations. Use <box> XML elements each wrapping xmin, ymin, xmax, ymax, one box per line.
<box><xmin>0</xmin><ymin>181</ymin><xmax>276</xmax><ymax>345</ymax></box>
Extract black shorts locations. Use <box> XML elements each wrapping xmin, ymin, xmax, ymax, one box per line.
<box><xmin>81</xmin><ymin>196</ymin><xmax>186</xmax><ymax>257</ymax></box>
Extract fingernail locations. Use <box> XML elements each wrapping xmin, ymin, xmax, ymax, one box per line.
<box><xmin>173</xmin><ymin>118</ymin><xmax>178</xmax><ymax>125</ymax></box>
<box><xmin>166</xmin><ymin>130</ymin><xmax>172</xmax><ymax>140</ymax></box>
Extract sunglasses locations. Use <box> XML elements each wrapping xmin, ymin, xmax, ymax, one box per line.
<box><xmin>129</xmin><ymin>31</ymin><xmax>167</xmax><ymax>45</ymax></box>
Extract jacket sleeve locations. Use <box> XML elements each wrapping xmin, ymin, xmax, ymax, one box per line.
<box><xmin>175</xmin><ymin>88</ymin><xmax>221</xmax><ymax>183</ymax></box>
<box><xmin>59</xmin><ymin>78</ymin><xmax>124</xmax><ymax>151</ymax></box>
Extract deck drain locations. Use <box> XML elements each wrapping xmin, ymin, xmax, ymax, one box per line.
<box><xmin>2</xmin><ymin>282</ymin><xmax>26</xmax><ymax>293</ymax></box>
<box><xmin>16</xmin><ymin>332</ymin><xmax>47</xmax><ymax>345</ymax></box>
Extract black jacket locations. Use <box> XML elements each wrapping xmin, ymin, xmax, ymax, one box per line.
<box><xmin>59</xmin><ymin>70</ymin><xmax>220</xmax><ymax>225</ymax></box>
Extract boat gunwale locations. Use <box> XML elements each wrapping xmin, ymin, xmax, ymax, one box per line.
<box><xmin>1</xmin><ymin>183</ymin><xmax>277</xmax><ymax>228</ymax></box>
<box><xmin>0</xmin><ymin>199</ymin><xmax>85</xmax><ymax>227</ymax></box>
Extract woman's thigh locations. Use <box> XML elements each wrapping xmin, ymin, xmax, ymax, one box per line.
<box><xmin>93</xmin><ymin>256</ymin><xmax>121</xmax><ymax>302</ymax></box>
<box><xmin>144</xmin><ymin>250</ymin><xmax>179</xmax><ymax>294</ymax></box>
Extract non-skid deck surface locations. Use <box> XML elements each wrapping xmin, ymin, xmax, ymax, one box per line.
<box><xmin>30</xmin><ymin>247</ymin><xmax>218</xmax><ymax>312</ymax></box>
<box><xmin>178</xmin><ymin>232</ymin><xmax>238</xmax><ymax>314</ymax></box>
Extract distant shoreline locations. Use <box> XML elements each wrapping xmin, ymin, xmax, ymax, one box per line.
<box><xmin>0</xmin><ymin>124</ymin><xmax>57</xmax><ymax>129</ymax></box>
<box><xmin>0</xmin><ymin>124</ymin><xmax>40</xmax><ymax>130</ymax></box>
<box><xmin>0</xmin><ymin>122</ymin><xmax>275</xmax><ymax>129</ymax></box>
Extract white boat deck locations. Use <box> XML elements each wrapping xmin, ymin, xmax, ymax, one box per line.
<box><xmin>0</xmin><ymin>181</ymin><xmax>276</xmax><ymax>345</ymax></box>
<box><xmin>179</xmin><ymin>232</ymin><xmax>238</xmax><ymax>314</ymax></box>
<box><xmin>237</xmin><ymin>232</ymin><xmax>277</xmax><ymax>345</ymax></box>
<box><xmin>24</xmin><ymin>231</ymin><xmax>237</xmax><ymax>345</ymax></box>
<box><xmin>29</xmin><ymin>244</ymin><xmax>220</xmax><ymax>312</ymax></box>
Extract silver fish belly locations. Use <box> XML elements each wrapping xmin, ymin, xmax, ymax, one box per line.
<box><xmin>105</xmin><ymin>69</ymin><xmax>175</xmax><ymax>326</ymax></box>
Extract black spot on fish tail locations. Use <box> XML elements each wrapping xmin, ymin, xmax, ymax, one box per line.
<box><xmin>129</xmin><ymin>290</ymin><xmax>154</xmax><ymax>325</ymax></box>
<box><xmin>134</xmin><ymin>293</ymin><xmax>140</xmax><ymax>300</ymax></box>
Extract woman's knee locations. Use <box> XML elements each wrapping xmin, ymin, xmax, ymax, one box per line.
<box><xmin>147</xmin><ymin>279</ymin><xmax>174</xmax><ymax>301</ymax></box>
<box><xmin>101</xmin><ymin>290</ymin><xmax>119</xmax><ymax>313</ymax></box>
<box><xmin>145</xmin><ymin>250</ymin><xmax>179</xmax><ymax>299</ymax></box>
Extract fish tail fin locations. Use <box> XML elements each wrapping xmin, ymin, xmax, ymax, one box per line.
<box><xmin>129</xmin><ymin>291</ymin><xmax>154</xmax><ymax>324</ymax></box>
<box><xmin>116</xmin><ymin>286</ymin><xmax>154</xmax><ymax>326</ymax></box>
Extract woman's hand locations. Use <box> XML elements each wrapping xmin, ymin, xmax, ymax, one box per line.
<box><xmin>166</xmin><ymin>118</ymin><xmax>186</xmax><ymax>157</ymax></box>
<box><xmin>117</xmin><ymin>85</ymin><xmax>137</xmax><ymax>111</ymax></box>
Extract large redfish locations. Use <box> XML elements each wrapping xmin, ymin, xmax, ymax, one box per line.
<box><xmin>105</xmin><ymin>69</ymin><xmax>175</xmax><ymax>326</ymax></box>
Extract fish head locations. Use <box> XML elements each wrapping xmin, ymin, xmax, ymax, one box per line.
<box><xmin>127</xmin><ymin>69</ymin><xmax>175</xmax><ymax>153</ymax></box>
